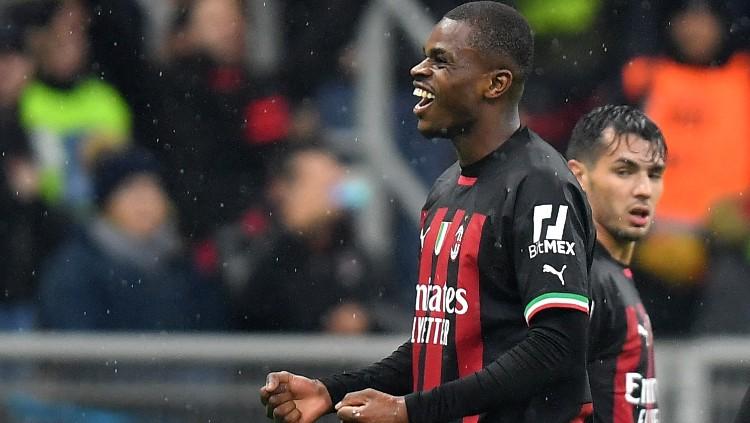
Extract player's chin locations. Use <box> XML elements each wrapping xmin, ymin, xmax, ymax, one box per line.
<box><xmin>416</xmin><ymin>121</ymin><xmax>448</xmax><ymax>139</ymax></box>
<box><xmin>620</xmin><ymin>226</ymin><xmax>650</xmax><ymax>242</ymax></box>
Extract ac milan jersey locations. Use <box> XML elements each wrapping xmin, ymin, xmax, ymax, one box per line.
<box><xmin>409</xmin><ymin>127</ymin><xmax>594</xmax><ymax>422</ymax></box>
<box><xmin>587</xmin><ymin>244</ymin><xmax>659</xmax><ymax>423</ymax></box>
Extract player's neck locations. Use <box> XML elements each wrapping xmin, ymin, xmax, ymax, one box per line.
<box><xmin>452</xmin><ymin>108</ymin><xmax>520</xmax><ymax>167</ymax></box>
<box><xmin>597</xmin><ymin>226</ymin><xmax>635</xmax><ymax>266</ymax></box>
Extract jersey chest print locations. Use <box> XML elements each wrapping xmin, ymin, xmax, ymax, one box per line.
<box><xmin>412</xmin><ymin>207</ymin><xmax>485</xmax><ymax>392</ymax></box>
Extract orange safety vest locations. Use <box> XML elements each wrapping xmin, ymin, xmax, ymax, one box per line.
<box><xmin>622</xmin><ymin>53</ymin><xmax>750</xmax><ymax>226</ymax></box>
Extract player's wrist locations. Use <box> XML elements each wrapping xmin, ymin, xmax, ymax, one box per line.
<box><xmin>312</xmin><ymin>378</ymin><xmax>335</xmax><ymax>413</ymax></box>
<box><xmin>393</xmin><ymin>395</ymin><xmax>409</xmax><ymax>423</ymax></box>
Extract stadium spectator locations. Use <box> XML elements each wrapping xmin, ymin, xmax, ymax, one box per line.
<box><xmin>0</xmin><ymin>23</ymin><xmax>68</xmax><ymax>330</ymax></box>
<box><xmin>152</xmin><ymin>0</ymin><xmax>291</xmax><ymax>242</ymax></box>
<box><xmin>210</xmin><ymin>146</ymin><xmax>400</xmax><ymax>333</ymax></box>
<box><xmin>38</xmin><ymin>148</ymin><xmax>228</xmax><ymax>331</ymax></box>
<box><xmin>620</xmin><ymin>1</ymin><xmax>750</xmax><ymax>335</ymax></box>
<box><xmin>11</xmin><ymin>0</ymin><xmax>132</xmax><ymax>217</ymax></box>
<box><xmin>622</xmin><ymin>2</ymin><xmax>750</xmax><ymax>228</ymax></box>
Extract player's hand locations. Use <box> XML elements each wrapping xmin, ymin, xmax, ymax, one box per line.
<box><xmin>259</xmin><ymin>371</ymin><xmax>332</xmax><ymax>423</ymax></box>
<box><xmin>335</xmin><ymin>388</ymin><xmax>408</xmax><ymax>423</ymax></box>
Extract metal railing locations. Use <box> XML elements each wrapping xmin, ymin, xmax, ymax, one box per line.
<box><xmin>0</xmin><ymin>333</ymin><xmax>405</xmax><ymax>423</ymax></box>
<box><xmin>0</xmin><ymin>333</ymin><xmax>746</xmax><ymax>423</ymax></box>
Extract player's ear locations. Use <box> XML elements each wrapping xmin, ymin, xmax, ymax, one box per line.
<box><xmin>567</xmin><ymin>159</ymin><xmax>589</xmax><ymax>189</ymax></box>
<box><xmin>484</xmin><ymin>69</ymin><xmax>513</xmax><ymax>99</ymax></box>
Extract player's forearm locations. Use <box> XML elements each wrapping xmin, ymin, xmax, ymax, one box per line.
<box><xmin>405</xmin><ymin>309</ymin><xmax>587</xmax><ymax>423</ymax></box>
<box><xmin>320</xmin><ymin>341</ymin><xmax>413</xmax><ymax>406</ymax></box>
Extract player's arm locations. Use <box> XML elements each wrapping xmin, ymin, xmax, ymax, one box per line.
<box><xmin>261</xmin><ymin>341</ymin><xmax>412</xmax><ymax>422</ymax></box>
<box><xmin>319</xmin><ymin>340</ymin><xmax>413</xmax><ymax>405</ymax></box>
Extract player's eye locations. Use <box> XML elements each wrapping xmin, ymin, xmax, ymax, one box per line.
<box><xmin>648</xmin><ymin>170</ymin><xmax>664</xmax><ymax>180</ymax></box>
<box><xmin>431</xmin><ymin>55</ymin><xmax>449</xmax><ymax>67</ymax></box>
<box><xmin>614</xmin><ymin>168</ymin><xmax>631</xmax><ymax>177</ymax></box>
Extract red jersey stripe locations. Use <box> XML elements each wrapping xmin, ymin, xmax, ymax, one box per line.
<box><xmin>413</xmin><ymin>207</ymin><xmax>447</xmax><ymax>390</ymax></box>
<box><xmin>570</xmin><ymin>403</ymin><xmax>594</xmax><ymax>423</ymax></box>
<box><xmin>613</xmin><ymin>306</ymin><xmax>642</xmax><ymax>422</ymax></box>
<box><xmin>423</xmin><ymin>210</ymin><xmax>466</xmax><ymax>390</ymax></box>
<box><xmin>457</xmin><ymin>175</ymin><xmax>478</xmax><ymax>186</ymax></box>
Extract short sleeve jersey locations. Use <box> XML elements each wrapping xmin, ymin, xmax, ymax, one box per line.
<box><xmin>587</xmin><ymin>244</ymin><xmax>659</xmax><ymax>423</ymax></box>
<box><xmin>411</xmin><ymin>127</ymin><xmax>595</xmax><ymax>422</ymax></box>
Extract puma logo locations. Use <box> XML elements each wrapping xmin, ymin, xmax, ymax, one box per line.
<box><xmin>543</xmin><ymin>264</ymin><xmax>567</xmax><ymax>285</ymax></box>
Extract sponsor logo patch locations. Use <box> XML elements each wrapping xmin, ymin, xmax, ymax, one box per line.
<box><xmin>528</xmin><ymin>204</ymin><xmax>576</xmax><ymax>258</ymax></box>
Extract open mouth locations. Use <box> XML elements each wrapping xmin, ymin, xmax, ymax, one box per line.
<box><xmin>628</xmin><ymin>206</ymin><xmax>651</xmax><ymax>226</ymax></box>
<box><xmin>413</xmin><ymin>87</ymin><xmax>435</xmax><ymax>114</ymax></box>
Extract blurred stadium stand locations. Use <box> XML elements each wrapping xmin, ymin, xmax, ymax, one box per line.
<box><xmin>0</xmin><ymin>0</ymin><xmax>749</xmax><ymax>421</ymax></box>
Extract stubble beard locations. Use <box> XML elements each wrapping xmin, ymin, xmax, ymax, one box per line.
<box><xmin>612</xmin><ymin>224</ymin><xmax>649</xmax><ymax>244</ymax></box>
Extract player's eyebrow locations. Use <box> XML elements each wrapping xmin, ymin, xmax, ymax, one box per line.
<box><xmin>612</xmin><ymin>158</ymin><xmax>638</xmax><ymax>167</ymax></box>
<box><xmin>613</xmin><ymin>157</ymin><xmax>665</xmax><ymax>172</ymax></box>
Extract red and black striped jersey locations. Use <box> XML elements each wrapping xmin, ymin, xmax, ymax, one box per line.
<box><xmin>409</xmin><ymin>127</ymin><xmax>594</xmax><ymax>422</ymax></box>
<box><xmin>321</xmin><ymin>128</ymin><xmax>595</xmax><ymax>423</ymax></box>
<box><xmin>587</xmin><ymin>244</ymin><xmax>659</xmax><ymax>423</ymax></box>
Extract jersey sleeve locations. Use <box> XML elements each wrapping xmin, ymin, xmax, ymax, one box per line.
<box><xmin>511</xmin><ymin>168</ymin><xmax>593</xmax><ymax>325</ymax></box>
<box><xmin>319</xmin><ymin>341</ymin><xmax>413</xmax><ymax>404</ymax></box>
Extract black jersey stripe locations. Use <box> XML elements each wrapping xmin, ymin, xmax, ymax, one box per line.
<box><xmin>455</xmin><ymin>212</ymin><xmax>485</xmax><ymax>423</ymax></box>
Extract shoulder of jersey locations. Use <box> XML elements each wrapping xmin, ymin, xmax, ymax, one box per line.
<box><xmin>515</xmin><ymin>132</ymin><xmax>571</xmax><ymax>175</ymax></box>
<box><xmin>425</xmin><ymin>161</ymin><xmax>461</xmax><ymax>206</ymax></box>
<box><xmin>590</xmin><ymin>253</ymin><xmax>628</xmax><ymax>287</ymax></box>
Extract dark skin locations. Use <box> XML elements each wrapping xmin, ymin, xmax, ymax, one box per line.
<box><xmin>411</xmin><ymin>18</ymin><xmax>522</xmax><ymax>165</ymax></box>
<box><xmin>259</xmin><ymin>17</ymin><xmax>525</xmax><ymax>423</ymax></box>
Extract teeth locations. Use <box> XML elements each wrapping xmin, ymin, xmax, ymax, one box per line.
<box><xmin>413</xmin><ymin>87</ymin><xmax>435</xmax><ymax>100</ymax></box>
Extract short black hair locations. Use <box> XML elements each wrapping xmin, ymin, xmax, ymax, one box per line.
<box><xmin>444</xmin><ymin>1</ymin><xmax>534</xmax><ymax>81</ymax></box>
<box><xmin>566</xmin><ymin>105</ymin><xmax>667</xmax><ymax>165</ymax></box>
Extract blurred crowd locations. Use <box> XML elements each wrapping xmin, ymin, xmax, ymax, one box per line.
<box><xmin>0</xmin><ymin>0</ymin><xmax>749</xmax><ymax>338</ymax></box>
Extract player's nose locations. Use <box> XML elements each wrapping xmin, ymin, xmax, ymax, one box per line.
<box><xmin>411</xmin><ymin>58</ymin><xmax>431</xmax><ymax>79</ymax></box>
<box><xmin>633</xmin><ymin>174</ymin><xmax>652</xmax><ymax>199</ymax></box>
